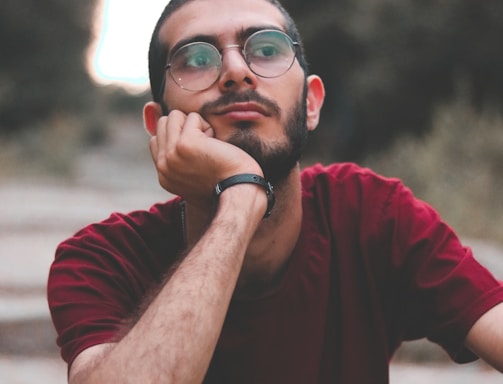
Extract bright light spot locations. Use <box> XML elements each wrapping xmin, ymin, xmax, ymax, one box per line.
<box><xmin>88</xmin><ymin>0</ymin><xmax>169</xmax><ymax>93</ymax></box>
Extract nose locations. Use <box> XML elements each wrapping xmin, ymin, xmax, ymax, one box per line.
<box><xmin>217</xmin><ymin>46</ymin><xmax>258</xmax><ymax>92</ymax></box>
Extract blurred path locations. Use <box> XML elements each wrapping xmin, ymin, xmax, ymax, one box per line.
<box><xmin>1</xmin><ymin>119</ymin><xmax>502</xmax><ymax>383</ymax></box>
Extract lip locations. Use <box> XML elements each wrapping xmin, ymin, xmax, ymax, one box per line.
<box><xmin>214</xmin><ymin>102</ymin><xmax>270</xmax><ymax>120</ymax></box>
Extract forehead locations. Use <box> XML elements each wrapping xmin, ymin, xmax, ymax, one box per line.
<box><xmin>159</xmin><ymin>0</ymin><xmax>287</xmax><ymax>48</ymax></box>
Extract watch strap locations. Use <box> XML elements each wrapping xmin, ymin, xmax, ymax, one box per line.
<box><xmin>214</xmin><ymin>174</ymin><xmax>275</xmax><ymax>218</ymax></box>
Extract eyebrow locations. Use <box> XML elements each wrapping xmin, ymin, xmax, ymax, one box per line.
<box><xmin>236</xmin><ymin>24</ymin><xmax>285</xmax><ymax>42</ymax></box>
<box><xmin>168</xmin><ymin>24</ymin><xmax>286</xmax><ymax>59</ymax></box>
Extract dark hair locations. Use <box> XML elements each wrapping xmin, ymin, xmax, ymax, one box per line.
<box><xmin>148</xmin><ymin>0</ymin><xmax>309</xmax><ymax>102</ymax></box>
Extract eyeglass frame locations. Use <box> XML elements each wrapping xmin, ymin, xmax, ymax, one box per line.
<box><xmin>160</xmin><ymin>29</ymin><xmax>301</xmax><ymax>94</ymax></box>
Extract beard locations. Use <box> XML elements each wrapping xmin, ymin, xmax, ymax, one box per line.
<box><xmin>225</xmin><ymin>93</ymin><xmax>308</xmax><ymax>185</ymax></box>
<box><xmin>164</xmin><ymin>85</ymin><xmax>310</xmax><ymax>185</ymax></box>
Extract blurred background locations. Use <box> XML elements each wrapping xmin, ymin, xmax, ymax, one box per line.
<box><xmin>0</xmin><ymin>0</ymin><xmax>502</xmax><ymax>382</ymax></box>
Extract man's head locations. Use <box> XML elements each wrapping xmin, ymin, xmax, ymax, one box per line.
<box><xmin>148</xmin><ymin>0</ymin><xmax>309</xmax><ymax>104</ymax></box>
<box><xmin>144</xmin><ymin>0</ymin><xmax>324</xmax><ymax>184</ymax></box>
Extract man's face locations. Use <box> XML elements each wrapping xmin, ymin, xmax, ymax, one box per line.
<box><xmin>158</xmin><ymin>0</ymin><xmax>309</xmax><ymax>183</ymax></box>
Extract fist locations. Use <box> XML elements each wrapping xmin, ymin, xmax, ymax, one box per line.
<box><xmin>148</xmin><ymin>110</ymin><xmax>263</xmax><ymax>205</ymax></box>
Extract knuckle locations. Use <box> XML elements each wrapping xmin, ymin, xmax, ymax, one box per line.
<box><xmin>175</xmin><ymin>139</ymin><xmax>192</xmax><ymax>158</ymax></box>
<box><xmin>155</xmin><ymin>157</ymin><xmax>167</xmax><ymax>172</ymax></box>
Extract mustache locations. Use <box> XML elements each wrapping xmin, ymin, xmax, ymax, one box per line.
<box><xmin>200</xmin><ymin>90</ymin><xmax>281</xmax><ymax>118</ymax></box>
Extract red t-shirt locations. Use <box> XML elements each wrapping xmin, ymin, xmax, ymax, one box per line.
<box><xmin>47</xmin><ymin>163</ymin><xmax>503</xmax><ymax>383</ymax></box>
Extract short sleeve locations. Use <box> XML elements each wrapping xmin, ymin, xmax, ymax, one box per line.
<box><xmin>385</xmin><ymin>182</ymin><xmax>503</xmax><ymax>362</ymax></box>
<box><xmin>47</xmin><ymin>201</ymin><xmax>183</xmax><ymax>366</ymax></box>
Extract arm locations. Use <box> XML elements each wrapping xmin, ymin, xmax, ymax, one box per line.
<box><xmin>70</xmin><ymin>109</ymin><xmax>267</xmax><ymax>383</ymax></box>
<box><xmin>70</xmin><ymin>184</ymin><xmax>267</xmax><ymax>383</ymax></box>
<box><xmin>465</xmin><ymin>302</ymin><xmax>503</xmax><ymax>373</ymax></box>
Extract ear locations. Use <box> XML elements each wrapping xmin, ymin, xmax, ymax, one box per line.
<box><xmin>305</xmin><ymin>75</ymin><xmax>325</xmax><ymax>132</ymax></box>
<box><xmin>143</xmin><ymin>102</ymin><xmax>163</xmax><ymax>136</ymax></box>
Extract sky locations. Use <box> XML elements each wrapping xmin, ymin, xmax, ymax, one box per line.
<box><xmin>88</xmin><ymin>0</ymin><xmax>169</xmax><ymax>93</ymax></box>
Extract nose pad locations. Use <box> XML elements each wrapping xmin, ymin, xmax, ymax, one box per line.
<box><xmin>218</xmin><ymin>47</ymin><xmax>257</xmax><ymax>90</ymax></box>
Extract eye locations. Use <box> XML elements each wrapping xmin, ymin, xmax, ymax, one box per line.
<box><xmin>246</xmin><ymin>31</ymin><xmax>293</xmax><ymax>62</ymax></box>
<box><xmin>186</xmin><ymin>51</ymin><xmax>213</xmax><ymax>68</ymax></box>
<box><xmin>249</xmin><ymin>42</ymin><xmax>282</xmax><ymax>59</ymax></box>
<box><xmin>173</xmin><ymin>43</ymin><xmax>218</xmax><ymax>71</ymax></box>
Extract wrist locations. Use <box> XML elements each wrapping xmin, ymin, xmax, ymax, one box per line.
<box><xmin>214</xmin><ymin>174</ymin><xmax>275</xmax><ymax>218</ymax></box>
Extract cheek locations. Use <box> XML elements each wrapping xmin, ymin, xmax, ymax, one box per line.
<box><xmin>164</xmin><ymin>93</ymin><xmax>202</xmax><ymax>114</ymax></box>
<box><xmin>280</xmin><ymin>84</ymin><xmax>305</xmax><ymax>120</ymax></box>
<box><xmin>163</xmin><ymin>79</ymin><xmax>197</xmax><ymax>112</ymax></box>
<box><xmin>278</xmin><ymin>69</ymin><xmax>305</xmax><ymax>107</ymax></box>
<box><xmin>164</xmin><ymin>85</ymin><xmax>218</xmax><ymax>115</ymax></box>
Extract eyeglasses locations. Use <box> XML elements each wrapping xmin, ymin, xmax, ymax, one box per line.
<box><xmin>164</xmin><ymin>29</ymin><xmax>299</xmax><ymax>92</ymax></box>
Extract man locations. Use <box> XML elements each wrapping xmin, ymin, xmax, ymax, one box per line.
<box><xmin>47</xmin><ymin>0</ymin><xmax>503</xmax><ymax>382</ymax></box>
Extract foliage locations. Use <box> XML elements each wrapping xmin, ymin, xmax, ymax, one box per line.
<box><xmin>284</xmin><ymin>0</ymin><xmax>503</xmax><ymax>161</ymax></box>
<box><xmin>362</xmin><ymin>86</ymin><xmax>503</xmax><ymax>244</ymax></box>
<box><xmin>1</xmin><ymin>0</ymin><xmax>503</xmax><ymax>175</ymax></box>
<box><xmin>0</xmin><ymin>0</ymin><xmax>98</xmax><ymax>135</ymax></box>
<box><xmin>0</xmin><ymin>0</ymin><xmax>500</xmax><ymax>244</ymax></box>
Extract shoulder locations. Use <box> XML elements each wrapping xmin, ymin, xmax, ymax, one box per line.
<box><xmin>302</xmin><ymin>162</ymin><xmax>400</xmax><ymax>186</ymax></box>
<box><xmin>56</xmin><ymin>198</ymin><xmax>182</xmax><ymax>256</ymax></box>
<box><xmin>48</xmin><ymin>198</ymin><xmax>184</xmax><ymax>365</ymax></box>
<box><xmin>299</xmin><ymin>163</ymin><xmax>437</xmax><ymax>238</ymax></box>
<box><xmin>49</xmin><ymin>197</ymin><xmax>185</xmax><ymax>306</ymax></box>
<box><xmin>300</xmin><ymin>162</ymin><xmax>404</xmax><ymax>203</ymax></box>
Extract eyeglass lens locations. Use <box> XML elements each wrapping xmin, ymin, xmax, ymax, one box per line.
<box><xmin>167</xmin><ymin>30</ymin><xmax>297</xmax><ymax>91</ymax></box>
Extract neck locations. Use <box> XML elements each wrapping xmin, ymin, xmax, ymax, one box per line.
<box><xmin>183</xmin><ymin>166</ymin><xmax>303</xmax><ymax>298</ymax></box>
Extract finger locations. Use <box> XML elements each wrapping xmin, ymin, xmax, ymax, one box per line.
<box><xmin>197</xmin><ymin>114</ymin><xmax>215</xmax><ymax>138</ymax></box>
<box><xmin>167</xmin><ymin>109</ymin><xmax>188</xmax><ymax>130</ymax></box>
<box><xmin>203</xmin><ymin>127</ymin><xmax>215</xmax><ymax>138</ymax></box>
<box><xmin>153</xmin><ymin>113</ymin><xmax>178</xmax><ymax>169</ymax></box>
<box><xmin>154</xmin><ymin>116</ymin><xmax>168</xmax><ymax>161</ymax></box>
<box><xmin>184</xmin><ymin>112</ymin><xmax>212</xmax><ymax>134</ymax></box>
<box><xmin>164</xmin><ymin>110</ymin><xmax>187</xmax><ymax>152</ymax></box>
<box><xmin>149</xmin><ymin>135</ymin><xmax>159</xmax><ymax>164</ymax></box>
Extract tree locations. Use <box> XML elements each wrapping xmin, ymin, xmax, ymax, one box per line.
<box><xmin>283</xmin><ymin>0</ymin><xmax>503</xmax><ymax>161</ymax></box>
<box><xmin>0</xmin><ymin>0</ymin><xmax>98</xmax><ymax>135</ymax></box>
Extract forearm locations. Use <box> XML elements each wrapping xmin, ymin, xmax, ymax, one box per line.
<box><xmin>72</xmin><ymin>186</ymin><xmax>266</xmax><ymax>384</ymax></box>
<box><xmin>465</xmin><ymin>302</ymin><xmax>503</xmax><ymax>373</ymax></box>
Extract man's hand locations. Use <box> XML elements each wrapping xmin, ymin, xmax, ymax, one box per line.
<box><xmin>149</xmin><ymin>110</ymin><xmax>263</xmax><ymax>206</ymax></box>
